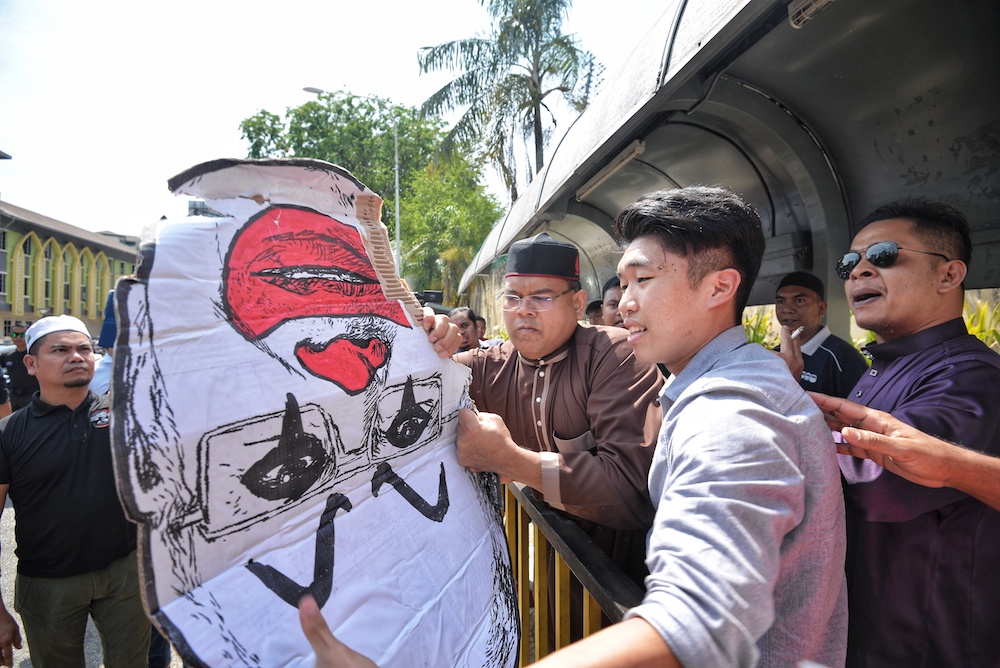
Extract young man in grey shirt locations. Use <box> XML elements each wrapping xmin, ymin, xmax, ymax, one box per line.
<box><xmin>534</xmin><ymin>187</ymin><xmax>848</xmax><ymax>667</ymax></box>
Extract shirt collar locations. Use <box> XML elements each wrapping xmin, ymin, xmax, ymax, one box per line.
<box><xmin>660</xmin><ymin>325</ymin><xmax>748</xmax><ymax>404</ymax></box>
<box><xmin>862</xmin><ymin>318</ymin><xmax>968</xmax><ymax>361</ymax></box>
<box><xmin>30</xmin><ymin>391</ymin><xmax>97</xmax><ymax>416</ymax></box>
<box><xmin>799</xmin><ymin>326</ymin><xmax>832</xmax><ymax>356</ymax></box>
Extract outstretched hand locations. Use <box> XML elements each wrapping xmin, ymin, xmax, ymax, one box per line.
<box><xmin>809</xmin><ymin>392</ymin><xmax>949</xmax><ymax>488</ymax></box>
<box><xmin>299</xmin><ymin>595</ymin><xmax>378</xmax><ymax>668</ymax></box>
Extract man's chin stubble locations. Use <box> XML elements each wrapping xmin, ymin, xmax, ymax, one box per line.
<box><xmin>64</xmin><ymin>378</ymin><xmax>93</xmax><ymax>388</ymax></box>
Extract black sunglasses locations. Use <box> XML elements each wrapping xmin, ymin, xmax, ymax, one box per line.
<box><xmin>836</xmin><ymin>241</ymin><xmax>950</xmax><ymax>280</ymax></box>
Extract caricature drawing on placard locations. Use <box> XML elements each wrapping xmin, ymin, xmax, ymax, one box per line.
<box><xmin>111</xmin><ymin>159</ymin><xmax>518</xmax><ymax>667</ymax></box>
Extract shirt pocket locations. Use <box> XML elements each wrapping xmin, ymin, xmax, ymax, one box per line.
<box><xmin>553</xmin><ymin>430</ymin><xmax>596</xmax><ymax>453</ymax></box>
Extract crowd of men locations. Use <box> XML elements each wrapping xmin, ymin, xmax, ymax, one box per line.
<box><xmin>0</xmin><ymin>187</ymin><xmax>996</xmax><ymax>668</ymax></box>
<box><xmin>329</xmin><ymin>190</ymin><xmax>999</xmax><ymax>668</ymax></box>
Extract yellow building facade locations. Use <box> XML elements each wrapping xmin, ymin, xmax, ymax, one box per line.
<box><xmin>0</xmin><ymin>200</ymin><xmax>136</xmax><ymax>338</ymax></box>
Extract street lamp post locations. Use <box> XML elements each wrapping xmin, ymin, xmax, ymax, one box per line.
<box><xmin>303</xmin><ymin>87</ymin><xmax>402</xmax><ymax>273</ymax></box>
<box><xmin>392</xmin><ymin>121</ymin><xmax>400</xmax><ymax>273</ymax></box>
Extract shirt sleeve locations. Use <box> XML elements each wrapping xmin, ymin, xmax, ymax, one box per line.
<box><xmin>627</xmin><ymin>390</ymin><xmax>807</xmax><ymax>667</ymax></box>
<box><xmin>552</xmin><ymin>339</ymin><xmax>663</xmax><ymax>530</ymax></box>
<box><xmin>841</xmin><ymin>356</ymin><xmax>1000</xmax><ymax>521</ymax></box>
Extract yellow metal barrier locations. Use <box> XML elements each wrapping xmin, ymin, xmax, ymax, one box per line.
<box><xmin>503</xmin><ymin>484</ymin><xmax>644</xmax><ymax>665</ymax></box>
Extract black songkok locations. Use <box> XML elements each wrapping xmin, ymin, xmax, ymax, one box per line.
<box><xmin>505</xmin><ymin>233</ymin><xmax>580</xmax><ymax>281</ymax></box>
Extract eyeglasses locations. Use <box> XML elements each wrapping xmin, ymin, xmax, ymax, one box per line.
<box><xmin>836</xmin><ymin>241</ymin><xmax>950</xmax><ymax>279</ymax></box>
<box><xmin>499</xmin><ymin>288</ymin><xmax>575</xmax><ymax>312</ymax></box>
<box><xmin>10</xmin><ymin>332</ymin><xmax>24</xmax><ymax>338</ymax></box>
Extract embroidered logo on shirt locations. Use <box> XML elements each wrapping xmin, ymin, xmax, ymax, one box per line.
<box><xmin>89</xmin><ymin>407</ymin><xmax>111</xmax><ymax>428</ymax></box>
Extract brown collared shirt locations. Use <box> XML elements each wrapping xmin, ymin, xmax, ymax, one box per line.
<box><xmin>456</xmin><ymin>324</ymin><xmax>663</xmax><ymax>531</ymax></box>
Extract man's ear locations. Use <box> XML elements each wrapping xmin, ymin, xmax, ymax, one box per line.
<box><xmin>818</xmin><ymin>300</ymin><xmax>829</xmax><ymax>319</ymax></box>
<box><xmin>705</xmin><ymin>268</ymin><xmax>742</xmax><ymax>308</ymax></box>
<box><xmin>572</xmin><ymin>288</ymin><xmax>588</xmax><ymax>312</ymax></box>
<box><xmin>23</xmin><ymin>354</ymin><xmax>37</xmax><ymax>377</ymax></box>
<box><xmin>938</xmin><ymin>259</ymin><xmax>967</xmax><ymax>293</ymax></box>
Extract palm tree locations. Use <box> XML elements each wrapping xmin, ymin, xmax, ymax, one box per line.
<box><xmin>418</xmin><ymin>0</ymin><xmax>595</xmax><ymax>201</ymax></box>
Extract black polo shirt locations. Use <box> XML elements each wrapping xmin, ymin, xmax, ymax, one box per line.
<box><xmin>774</xmin><ymin>326</ymin><xmax>870</xmax><ymax>398</ymax></box>
<box><xmin>0</xmin><ymin>392</ymin><xmax>136</xmax><ymax>577</ymax></box>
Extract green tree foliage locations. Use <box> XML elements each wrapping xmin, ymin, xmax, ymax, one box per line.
<box><xmin>239</xmin><ymin>92</ymin><xmax>500</xmax><ymax>290</ymax></box>
<box><xmin>402</xmin><ymin>154</ymin><xmax>504</xmax><ymax>303</ymax></box>
<box><xmin>240</xmin><ymin>92</ymin><xmax>442</xmax><ymax>230</ymax></box>
<box><xmin>418</xmin><ymin>0</ymin><xmax>597</xmax><ymax>201</ymax></box>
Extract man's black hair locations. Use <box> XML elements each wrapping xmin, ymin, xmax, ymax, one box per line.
<box><xmin>859</xmin><ymin>198</ymin><xmax>972</xmax><ymax>267</ymax></box>
<box><xmin>601</xmin><ymin>276</ymin><xmax>621</xmax><ymax>299</ymax></box>
<box><xmin>448</xmin><ymin>306</ymin><xmax>478</xmax><ymax>321</ymax></box>
<box><xmin>613</xmin><ymin>186</ymin><xmax>765</xmax><ymax>319</ymax></box>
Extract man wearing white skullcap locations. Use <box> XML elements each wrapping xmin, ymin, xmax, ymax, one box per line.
<box><xmin>0</xmin><ymin>315</ymin><xmax>151</xmax><ymax>667</ymax></box>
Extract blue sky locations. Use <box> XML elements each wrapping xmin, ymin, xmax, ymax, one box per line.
<box><xmin>0</xmin><ymin>0</ymin><xmax>667</xmax><ymax>237</ymax></box>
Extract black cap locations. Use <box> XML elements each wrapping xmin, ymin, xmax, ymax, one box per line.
<box><xmin>777</xmin><ymin>271</ymin><xmax>825</xmax><ymax>300</ymax></box>
<box><xmin>505</xmin><ymin>233</ymin><xmax>579</xmax><ymax>281</ymax></box>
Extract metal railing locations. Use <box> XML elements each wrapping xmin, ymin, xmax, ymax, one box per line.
<box><xmin>503</xmin><ymin>484</ymin><xmax>645</xmax><ymax>665</ymax></box>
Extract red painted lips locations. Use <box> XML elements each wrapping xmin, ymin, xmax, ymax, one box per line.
<box><xmin>224</xmin><ymin>206</ymin><xmax>410</xmax><ymax>392</ymax></box>
<box><xmin>294</xmin><ymin>337</ymin><xmax>389</xmax><ymax>395</ymax></box>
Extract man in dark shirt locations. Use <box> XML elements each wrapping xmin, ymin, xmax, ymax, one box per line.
<box><xmin>837</xmin><ymin>199</ymin><xmax>1000</xmax><ymax>667</ymax></box>
<box><xmin>0</xmin><ymin>323</ymin><xmax>39</xmax><ymax>412</ymax></box>
<box><xmin>774</xmin><ymin>271</ymin><xmax>868</xmax><ymax>398</ymax></box>
<box><xmin>0</xmin><ymin>315</ymin><xmax>150</xmax><ymax>667</ymax></box>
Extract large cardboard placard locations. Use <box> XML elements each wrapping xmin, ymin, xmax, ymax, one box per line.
<box><xmin>111</xmin><ymin>158</ymin><xmax>518</xmax><ymax>667</ymax></box>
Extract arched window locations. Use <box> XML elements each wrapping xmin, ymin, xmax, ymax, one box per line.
<box><xmin>79</xmin><ymin>252</ymin><xmax>92</xmax><ymax>317</ymax></box>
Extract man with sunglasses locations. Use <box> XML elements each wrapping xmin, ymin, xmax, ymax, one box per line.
<box><xmin>455</xmin><ymin>233</ymin><xmax>664</xmax><ymax>597</ymax></box>
<box><xmin>836</xmin><ymin>199</ymin><xmax>1000</xmax><ymax>667</ymax></box>
<box><xmin>0</xmin><ymin>324</ymin><xmax>37</xmax><ymax>413</ymax></box>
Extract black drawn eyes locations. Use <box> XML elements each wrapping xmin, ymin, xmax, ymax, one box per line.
<box><xmin>385</xmin><ymin>376</ymin><xmax>433</xmax><ymax>449</ymax></box>
<box><xmin>231</xmin><ymin>374</ymin><xmax>443</xmax><ymax>512</ymax></box>
<box><xmin>241</xmin><ymin>393</ymin><xmax>330</xmax><ymax>501</ymax></box>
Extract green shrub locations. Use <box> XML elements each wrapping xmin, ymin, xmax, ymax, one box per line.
<box><xmin>965</xmin><ymin>298</ymin><xmax>1000</xmax><ymax>351</ymax></box>
<box><xmin>743</xmin><ymin>306</ymin><xmax>779</xmax><ymax>349</ymax></box>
